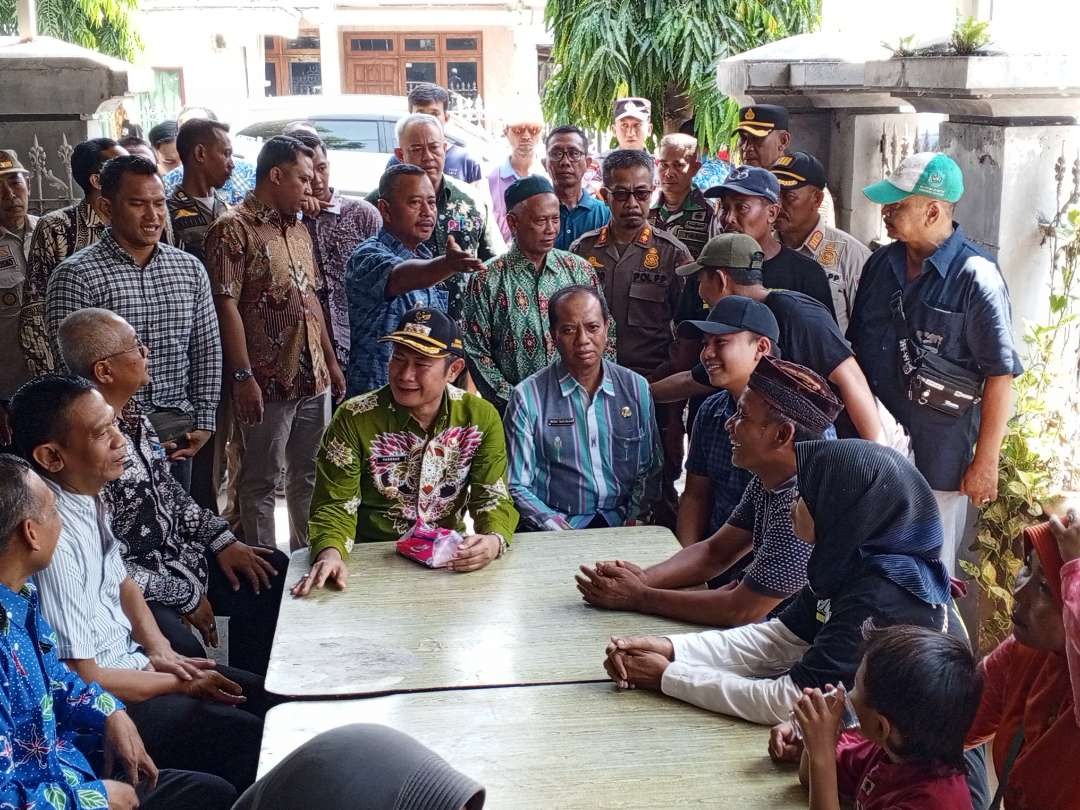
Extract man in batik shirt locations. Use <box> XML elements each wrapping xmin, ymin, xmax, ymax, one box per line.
<box><xmin>463</xmin><ymin>175</ymin><xmax>614</xmax><ymax>409</ymax></box>
<box><xmin>293</xmin><ymin>132</ymin><xmax>380</xmax><ymax>372</ymax></box>
<box><xmin>293</xmin><ymin>308</ymin><xmax>518</xmax><ymax>597</ymax></box>
<box><xmin>20</xmin><ymin>137</ymin><xmax>125</xmax><ymax>374</ymax></box>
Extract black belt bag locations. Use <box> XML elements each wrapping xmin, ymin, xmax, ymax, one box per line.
<box><xmin>890</xmin><ymin>291</ymin><xmax>983</xmax><ymax>418</ymax></box>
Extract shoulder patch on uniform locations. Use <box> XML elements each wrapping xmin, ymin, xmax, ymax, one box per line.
<box><xmin>637</xmin><ymin>226</ymin><xmax>652</xmax><ymax>245</ymax></box>
<box><xmin>807</xmin><ymin>230</ymin><xmax>824</xmax><ymax>251</ymax></box>
<box><xmin>818</xmin><ymin>242</ymin><xmax>843</xmax><ymax>267</ymax></box>
<box><xmin>586</xmin><ymin>255</ymin><xmax>603</xmax><ymax>269</ymax></box>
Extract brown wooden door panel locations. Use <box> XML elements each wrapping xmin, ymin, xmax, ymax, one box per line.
<box><xmin>346</xmin><ymin>59</ymin><xmax>398</xmax><ymax>94</ymax></box>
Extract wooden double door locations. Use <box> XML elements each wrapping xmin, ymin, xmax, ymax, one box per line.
<box><xmin>341</xmin><ymin>32</ymin><xmax>482</xmax><ymax>97</ymax></box>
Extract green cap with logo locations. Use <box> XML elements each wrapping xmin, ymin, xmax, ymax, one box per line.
<box><xmin>676</xmin><ymin>233</ymin><xmax>764</xmax><ymax>277</ymax></box>
<box><xmin>863</xmin><ymin>152</ymin><xmax>964</xmax><ymax>204</ymax></box>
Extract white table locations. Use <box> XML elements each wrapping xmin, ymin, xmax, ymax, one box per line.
<box><xmin>258</xmin><ymin>683</ymin><xmax>806</xmax><ymax>809</ymax></box>
<box><xmin>265</xmin><ymin>526</ymin><xmax>708</xmax><ymax>698</ymax></box>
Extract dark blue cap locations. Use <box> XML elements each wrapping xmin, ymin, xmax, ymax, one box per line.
<box><xmin>676</xmin><ymin>295</ymin><xmax>780</xmax><ymax>344</ymax></box>
<box><xmin>704</xmin><ymin>165</ymin><xmax>780</xmax><ymax>203</ymax></box>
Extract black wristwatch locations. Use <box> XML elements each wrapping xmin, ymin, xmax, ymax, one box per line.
<box><xmin>232</xmin><ymin>368</ymin><xmax>254</xmax><ymax>382</ymax></box>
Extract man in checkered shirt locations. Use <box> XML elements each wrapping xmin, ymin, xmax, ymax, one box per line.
<box><xmin>45</xmin><ymin>154</ymin><xmax>222</xmax><ymax>491</ymax></box>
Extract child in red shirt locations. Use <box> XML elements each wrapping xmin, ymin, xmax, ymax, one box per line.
<box><xmin>786</xmin><ymin>624</ymin><xmax>982</xmax><ymax>810</ymax></box>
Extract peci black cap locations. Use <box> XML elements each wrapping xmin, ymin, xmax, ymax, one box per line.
<box><xmin>147</xmin><ymin>121</ymin><xmax>178</xmax><ymax>147</ymax></box>
<box><xmin>771</xmin><ymin>151</ymin><xmax>827</xmax><ymax>189</ymax></box>
<box><xmin>379</xmin><ymin>307</ymin><xmax>464</xmax><ymax>358</ymax></box>
<box><xmin>676</xmin><ymin>295</ymin><xmax>780</xmax><ymax>344</ymax></box>
<box><xmin>736</xmin><ymin>104</ymin><xmax>789</xmax><ymax>138</ymax></box>
<box><xmin>504</xmin><ymin>174</ymin><xmax>554</xmax><ymax>212</ymax></box>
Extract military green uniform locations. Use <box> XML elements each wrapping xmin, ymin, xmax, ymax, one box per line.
<box><xmin>570</xmin><ymin>223</ymin><xmax>692</xmax><ymax>530</ymax></box>
<box><xmin>794</xmin><ymin>217</ymin><xmax>870</xmax><ymax>334</ymax></box>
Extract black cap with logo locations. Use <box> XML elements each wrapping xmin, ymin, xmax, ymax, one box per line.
<box><xmin>379</xmin><ymin>307</ymin><xmax>465</xmax><ymax>358</ymax></box>
<box><xmin>736</xmin><ymin>104</ymin><xmax>790</xmax><ymax>138</ymax></box>
<box><xmin>676</xmin><ymin>295</ymin><xmax>780</xmax><ymax>344</ymax></box>
<box><xmin>771</xmin><ymin>151</ymin><xmax>828</xmax><ymax>189</ymax></box>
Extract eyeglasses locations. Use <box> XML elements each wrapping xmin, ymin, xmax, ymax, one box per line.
<box><xmin>510</xmin><ymin>125</ymin><xmax>542</xmax><ymax>137</ymax></box>
<box><xmin>547</xmin><ymin>148</ymin><xmax>586</xmax><ymax>163</ymax></box>
<box><xmin>97</xmin><ymin>338</ymin><xmax>147</xmax><ymax>363</ymax></box>
<box><xmin>606</xmin><ymin>188</ymin><xmax>653</xmax><ymax>202</ymax></box>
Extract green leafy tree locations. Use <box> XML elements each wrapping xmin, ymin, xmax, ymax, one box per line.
<box><xmin>543</xmin><ymin>0</ymin><xmax>819</xmax><ymax>152</ymax></box>
<box><xmin>0</xmin><ymin>0</ymin><xmax>141</xmax><ymax>61</ymax></box>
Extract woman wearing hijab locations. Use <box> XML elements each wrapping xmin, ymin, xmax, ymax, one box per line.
<box><xmin>602</xmin><ymin>439</ymin><xmax>957</xmax><ymax>725</ymax></box>
<box><xmin>963</xmin><ymin>511</ymin><xmax>1080</xmax><ymax>810</ymax></box>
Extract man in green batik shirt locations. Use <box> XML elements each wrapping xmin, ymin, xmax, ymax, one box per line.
<box><xmin>293</xmin><ymin>307</ymin><xmax>518</xmax><ymax>597</ymax></box>
<box><xmin>463</xmin><ymin>175</ymin><xmax>615</xmax><ymax>409</ymax></box>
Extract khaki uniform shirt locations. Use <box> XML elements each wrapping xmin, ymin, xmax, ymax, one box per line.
<box><xmin>795</xmin><ymin>217</ymin><xmax>871</xmax><ymax>334</ymax></box>
<box><xmin>571</xmin><ymin>224</ymin><xmax>691</xmax><ymax>379</ymax></box>
<box><xmin>0</xmin><ymin>216</ymin><xmax>36</xmax><ymax>399</ymax></box>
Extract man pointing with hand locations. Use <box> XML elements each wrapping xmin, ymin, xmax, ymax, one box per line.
<box><xmin>345</xmin><ymin>164</ymin><xmax>486</xmax><ymax>398</ymax></box>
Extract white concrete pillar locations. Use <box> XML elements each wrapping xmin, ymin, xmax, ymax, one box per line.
<box><xmin>319</xmin><ymin>21</ymin><xmax>341</xmax><ymax>96</ymax></box>
<box><xmin>829</xmin><ymin>111</ymin><xmax>924</xmax><ymax>243</ymax></box>
<box><xmin>940</xmin><ymin>121</ymin><xmax>1080</xmax><ymax>348</ymax></box>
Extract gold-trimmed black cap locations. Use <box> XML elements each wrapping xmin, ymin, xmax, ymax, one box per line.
<box><xmin>771</xmin><ymin>151</ymin><xmax>827</xmax><ymax>189</ymax></box>
<box><xmin>736</xmin><ymin>104</ymin><xmax>789</xmax><ymax>138</ymax></box>
<box><xmin>379</xmin><ymin>307</ymin><xmax>464</xmax><ymax>358</ymax></box>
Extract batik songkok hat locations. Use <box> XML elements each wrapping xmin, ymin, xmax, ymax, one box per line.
<box><xmin>747</xmin><ymin>354</ymin><xmax>842</xmax><ymax>435</ymax></box>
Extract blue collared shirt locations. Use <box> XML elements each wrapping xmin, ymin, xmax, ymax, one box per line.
<box><xmin>0</xmin><ymin>582</ymin><xmax>120</xmax><ymax>809</ymax></box>
<box><xmin>555</xmin><ymin>190</ymin><xmax>611</xmax><ymax>251</ymax></box>
<box><xmin>162</xmin><ymin>159</ymin><xmax>256</xmax><ymax>206</ymax></box>
<box><xmin>504</xmin><ymin>358</ymin><xmax>661</xmax><ymax>529</ymax></box>
<box><xmin>344</xmin><ymin>229</ymin><xmax>445</xmax><ymax>397</ymax></box>
<box><xmin>685</xmin><ymin>390</ymin><xmax>752</xmax><ymax>537</ymax></box>
<box><xmin>848</xmin><ymin>223</ymin><xmax>1022</xmax><ymax>490</ymax></box>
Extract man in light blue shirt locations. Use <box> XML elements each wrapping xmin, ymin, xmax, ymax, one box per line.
<box><xmin>345</xmin><ymin>164</ymin><xmax>484</xmax><ymax>397</ymax></box>
<box><xmin>505</xmin><ymin>285</ymin><xmax>661</xmax><ymax>530</ymax></box>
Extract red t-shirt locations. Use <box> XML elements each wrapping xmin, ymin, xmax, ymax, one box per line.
<box><xmin>835</xmin><ymin>732</ymin><xmax>972</xmax><ymax>810</ymax></box>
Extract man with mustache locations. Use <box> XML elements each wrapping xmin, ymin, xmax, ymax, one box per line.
<box><xmin>345</xmin><ymin>164</ymin><xmax>484</xmax><ymax>398</ymax></box>
<box><xmin>571</xmin><ymin>149</ymin><xmax>692</xmax><ymax>529</ymax></box>
<box><xmin>772</xmin><ymin>151</ymin><xmax>870</xmax><ymax>333</ymax></box>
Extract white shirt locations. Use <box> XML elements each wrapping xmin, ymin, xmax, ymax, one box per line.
<box><xmin>34</xmin><ymin>481</ymin><xmax>150</xmax><ymax>670</ymax></box>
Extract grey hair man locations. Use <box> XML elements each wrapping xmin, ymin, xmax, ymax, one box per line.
<box><xmin>366</xmin><ymin>113</ymin><xmax>503</xmax><ymax>321</ymax></box>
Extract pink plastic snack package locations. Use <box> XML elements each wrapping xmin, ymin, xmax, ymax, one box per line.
<box><xmin>395</xmin><ymin>518</ymin><xmax>465</xmax><ymax>568</ymax></box>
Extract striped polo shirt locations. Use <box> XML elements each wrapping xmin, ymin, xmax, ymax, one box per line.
<box><xmin>34</xmin><ymin>481</ymin><xmax>149</xmax><ymax>670</ymax></box>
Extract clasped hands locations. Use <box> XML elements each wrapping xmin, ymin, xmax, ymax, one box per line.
<box><xmin>602</xmin><ymin>635</ymin><xmax>673</xmax><ymax>692</ymax></box>
<box><xmin>575</xmin><ymin>559</ymin><xmax>648</xmax><ymax>611</ymax></box>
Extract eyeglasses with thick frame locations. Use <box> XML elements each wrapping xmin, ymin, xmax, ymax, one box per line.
<box><xmin>605</xmin><ymin>187</ymin><xmax>653</xmax><ymax>203</ymax></box>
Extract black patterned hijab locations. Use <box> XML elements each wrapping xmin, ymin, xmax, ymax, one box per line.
<box><xmin>795</xmin><ymin>439</ymin><xmax>951</xmax><ymax>604</ymax></box>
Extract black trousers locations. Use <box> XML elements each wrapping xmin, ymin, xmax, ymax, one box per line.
<box><xmin>139</xmin><ymin>769</ymin><xmax>237</xmax><ymax>810</ymax></box>
<box><xmin>148</xmin><ymin>547</ymin><xmax>288</xmax><ymax>675</ymax></box>
<box><xmin>125</xmin><ymin>664</ymin><xmax>270</xmax><ymax>793</ymax></box>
